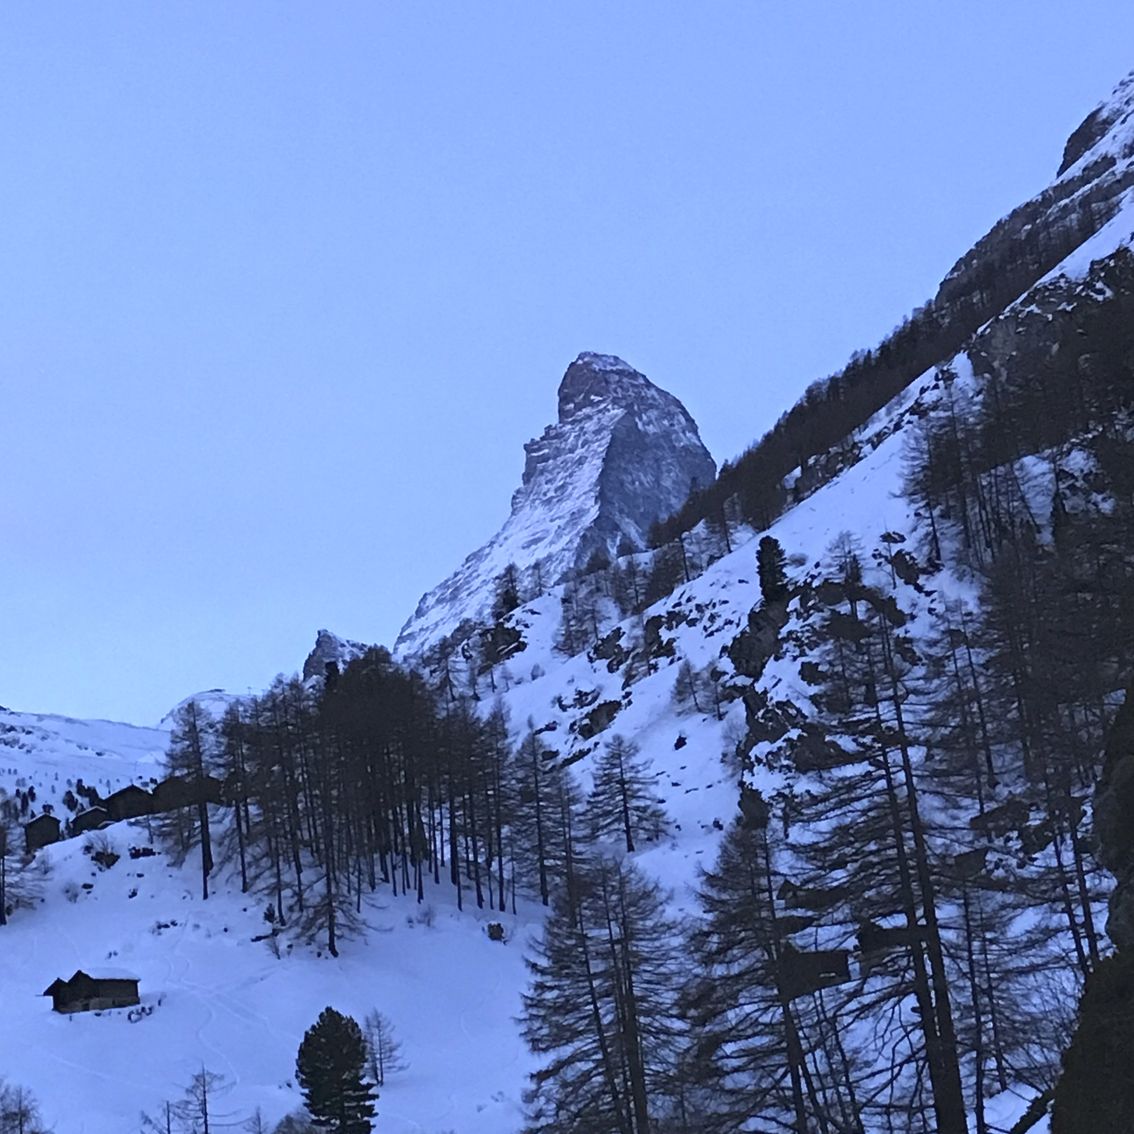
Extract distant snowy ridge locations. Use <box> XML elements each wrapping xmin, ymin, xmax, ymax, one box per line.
<box><xmin>394</xmin><ymin>352</ymin><xmax>715</xmax><ymax>660</ymax></box>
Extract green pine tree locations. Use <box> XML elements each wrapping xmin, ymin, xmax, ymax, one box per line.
<box><xmin>756</xmin><ymin>535</ymin><xmax>789</xmax><ymax>605</ymax></box>
<box><xmin>296</xmin><ymin>1007</ymin><xmax>377</xmax><ymax>1133</ymax></box>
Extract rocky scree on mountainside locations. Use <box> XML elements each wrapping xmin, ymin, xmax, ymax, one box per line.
<box><xmin>394</xmin><ymin>352</ymin><xmax>715</xmax><ymax>660</ymax></box>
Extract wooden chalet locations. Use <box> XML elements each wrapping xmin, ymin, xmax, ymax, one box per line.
<box><xmin>152</xmin><ymin>775</ymin><xmax>225</xmax><ymax>812</ymax></box>
<box><xmin>43</xmin><ymin>970</ymin><xmax>140</xmax><ymax>1014</ymax></box>
<box><xmin>778</xmin><ymin>946</ymin><xmax>852</xmax><ymax>1000</ymax></box>
<box><xmin>105</xmin><ymin>784</ymin><xmax>154</xmax><ymax>822</ymax></box>
<box><xmin>199</xmin><ymin>775</ymin><xmax>224</xmax><ymax>806</ymax></box>
<box><xmin>777</xmin><ymin>879</ymin><xmax>848</xmax><ymax>912</ymax></box>
<box><xmin>24</xmin><ymin>813</ymin><xmax>61</xmax><ymax>854</ymax></box>
<box><xmin>70</xmin><ymin>806</ymin><xmax>110</xmax><ymax>836</ymax></box>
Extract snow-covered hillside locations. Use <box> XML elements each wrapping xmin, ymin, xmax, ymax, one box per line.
<box><xmin>0</xmin><ymin>708</ymin><xmax>167</xmax><ymax>801</ymax></box>
<box><xmin>0</xmin><ymin>410</ymin><xmax>918</xmax><ymax>1131</ymax></box>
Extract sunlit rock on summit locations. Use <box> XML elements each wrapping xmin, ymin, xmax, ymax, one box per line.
<box><xmin>394</xmin><ymin>352</ymin><xmax>715</xmax><ymax>659</ymax></box>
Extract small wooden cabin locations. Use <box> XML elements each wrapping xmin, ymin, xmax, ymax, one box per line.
<box><xmin>24</xmin><ymin>813</ymin><xmax>62</xmax><ymax>854</ymax></box>
<box><xmin>71</xmin><ymin>806</ymin><xmax>110</xmax><ymax>836</ymax></box>
<box><xmin>152</xmin><ymin>775</ymin><xmax>225</xmax><ymax>813</ymax></box>
<box><xmin>151</xmin><ymin>776</ymin><xmax>195</xmax><ymax>813</ymax></box>
<box><xmin>43</xmin><ymin>970</ymin><xmax>140</xmax><ymax>1014</ymax></box>
<box><xmin>105</xmin><ymin>785</ymin><xmax>154</xmax><ymax>822</ymax></box>
<box><xmin>778</xmin><ymin>947</ymin><xmax>852</xmax><ymax>1000</ymax></box>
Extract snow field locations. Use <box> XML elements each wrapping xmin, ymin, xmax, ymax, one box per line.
<box><xmin>0</xmin><ymin>816</ymin><xmax>538</xmax><ymax>1133</ymax></box>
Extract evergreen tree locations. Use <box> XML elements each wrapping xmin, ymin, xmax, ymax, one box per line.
<box><xmin>296</xmin><ymin>1007</ymin><xmax>377</xmax><ymax>1134</ymax></box>
<box><xmin>493</xmin><ymin>563</ymin><xmax>522</xmax><ymax>620</ymax></box>
<box><xmin>583</xmin><ymin>548</ymin><xmax>611</xmax><ymax>577</ymax></box>
<box><xmin>644</xmin><ymin>542</ymin><xmax>685</xmax><ymax>607</ymax></box>
<box><xmin>756</xmin><ymin>535</ymin><xmax>789</xmax><ymax>605</ymax></box>
<box><xmin>586</xmin><ymin>735</ymin><xmax>668</xmax><ymax>853</ymax></box>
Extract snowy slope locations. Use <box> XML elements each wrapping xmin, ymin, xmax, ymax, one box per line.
<box><xmin>0</xmin><ymin>374</ymin><xmax>940</xmax><ymax>1131</ymax></box>
<box><xmin>0</xmin><ymin>708</ymin><xmax>168</xmax><ymax>804</ymax></box>
<box><xmin>0</xmin><ymin>821</ymin><xmax>537</xmax><ymax>1134</ymax></box>
<box><xmin>0</xmin><ymin>417</ymin><xmax>929</xmax><ymax>1133</ymax></box>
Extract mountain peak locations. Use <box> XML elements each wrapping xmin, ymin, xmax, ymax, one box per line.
<box><xmin>395</xmin><ymin>353</ymin><xmax>715</xmax><ymax>659</ymax></box>
<box><xmin>557</xmin><ymin>353</ymin><xmax>654</xmax><ymax>420</ymax></box>
<box><xmin>1057</xmin><ymin>68</ymin><xmax>1134</xmax><ymax>177</ymax></box>
<box><xmin>302</xmin><ymin>629</ymin><xmax>369</xmax><ymax>681</ymax></box>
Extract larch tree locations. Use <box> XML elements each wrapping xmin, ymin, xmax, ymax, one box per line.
<box><xmin>0</xmin><ymin>1078</ymin><xmax>47</xmax><ymax>1134</ymax></box>
<box><xmin>520</xmin><ymin>855</ymin><xmax>687</xmax><ymax>1134</ymax></box>
<box><xmin>362</xmin><ymin>1009</ymin><xmax>408</xmax><ymax>1087</ymax></box>
<box><xmin>686</xmin><ymin>805</ymin><xmax>865</xmax><ymax>1134</ymax></box>
<box><xmin>586</xmin><ymin>735</ymin><xmax>667</xmax><ymax>853</ymax></box>
<box><xmin>509</xmin><ymin>730</ymin><xmax>582</xmax><ymax>906</ymax></box>
<box><xmin>164</xmin><ymin>700</ymin><xmax>221</xmax><ymax>900</ymax></box>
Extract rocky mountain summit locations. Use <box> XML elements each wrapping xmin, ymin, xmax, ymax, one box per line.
<box><xmin>301</xmin><ymin>628</ymin><xmax>370</xmax><ymax>682</ymax></box>
<box><xmin>394</xmin><ymin>352</ymin><xmax>715</xmax><ymax>659</ymax></box>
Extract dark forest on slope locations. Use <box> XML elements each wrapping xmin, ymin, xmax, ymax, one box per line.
<box><xmin>649</xmin><ymin>149</ymin><xmax>1131</xmax><ymax>550</ymax></box>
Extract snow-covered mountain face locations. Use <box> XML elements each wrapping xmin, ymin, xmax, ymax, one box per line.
<box><xmin>394</xmin><ymin>352</ymin><xmax>715</xmax><ymax>660</ymax></box>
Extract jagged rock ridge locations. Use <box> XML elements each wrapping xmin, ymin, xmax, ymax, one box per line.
<box><xmin>395</xmin><ymin>352</ymin><xmax>715</xmax><ymax>659</ymax></box>
<box><xmin>302</xmin><ymin>629</ymin><xmax>370</xmax><ymax>682</ymax></box>
<box><xmin>935</xmin><ymin>70</ymin><xmax>1134</xmax><ymax>324</ymax></box>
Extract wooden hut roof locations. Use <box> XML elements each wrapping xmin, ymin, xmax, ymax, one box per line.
<box><xmin>42</xmin><ymin>967</ymin><xmax>139</xmax><ymax>995</ymax></box>
<box><xmin>106</xmin><ymin>785</ymin><xmax>150</xmax><ymax>800</ymax></box>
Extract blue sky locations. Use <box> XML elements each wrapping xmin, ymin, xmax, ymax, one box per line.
<box><xmin>3</xmin><ymin>3</ymin><xmax>1133</xmax><ymax>723</ymax></box>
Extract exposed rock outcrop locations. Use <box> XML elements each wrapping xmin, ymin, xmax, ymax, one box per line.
<box><xmin>1050</xmin><ymin>682</ymin><xmax>1134</xmax><ymax>1133</ymax></box>
<box><xmin>935</xmin><ymin>69</ymin><xmax>1134</xmax><ymax>331</ymax></box>
<box><xmin>395</xmin><ymin>353</ymin><xmax>715</xmax><ymax>659</ymax></box>
<box><xmin>302</xmin><ymin>629</ymin><xmax>370</xmax><ymax>682</ymax></box>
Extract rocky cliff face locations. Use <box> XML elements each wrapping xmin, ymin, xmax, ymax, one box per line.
<box><xmin>935</xmin><ymin>69</ymin><xmax>1134</xmax><ymax>328</ymax></box>
<box><xmin>301</xmin><ymin>629</ymin><xmax>370</xmax><ymax>682</ymax></box>
<box><xmin>394</xmin><ymin>352</ymin><xmax>715</xmax><ymax>659</ymax></box>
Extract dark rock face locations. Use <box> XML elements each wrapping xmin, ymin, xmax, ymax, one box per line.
<box><xmin>520</xmin><ymin>353</ymin><xmax>716</xmax><ymax>556</ymax></box>
<box><xmin>934</xmin><ymin>64</ymin><xmax>1134</xmax><ymax>331</ymax></box>
<box><xmin>1093</xmin><ymin>681</ymin><xmax>1134</xmax><ymax>951</ymax></box>
<box><xmin>396</xmin><ymin>353</ymin><xmax>715</xmax><ymax>659</ymax></box>
<box><xmin>1050</xmin><ymin>681</ymin><xmax>1134</xmax><ymax>1132</ymax></box>
<box><xmin>302</xmin><ymin>629</ymin><xmax>369</xmax><ymax>682</ymax></box>
<box><xmin>1057</xmin><ymin>70</ymin><xmax>1134</xmax><ymax>178</ymax></box>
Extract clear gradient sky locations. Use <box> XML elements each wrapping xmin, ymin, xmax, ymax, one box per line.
<box><xmin>3</xmin><ymin>4</ymin><xmax>1134</xmax><ymax>724</ymax></box>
